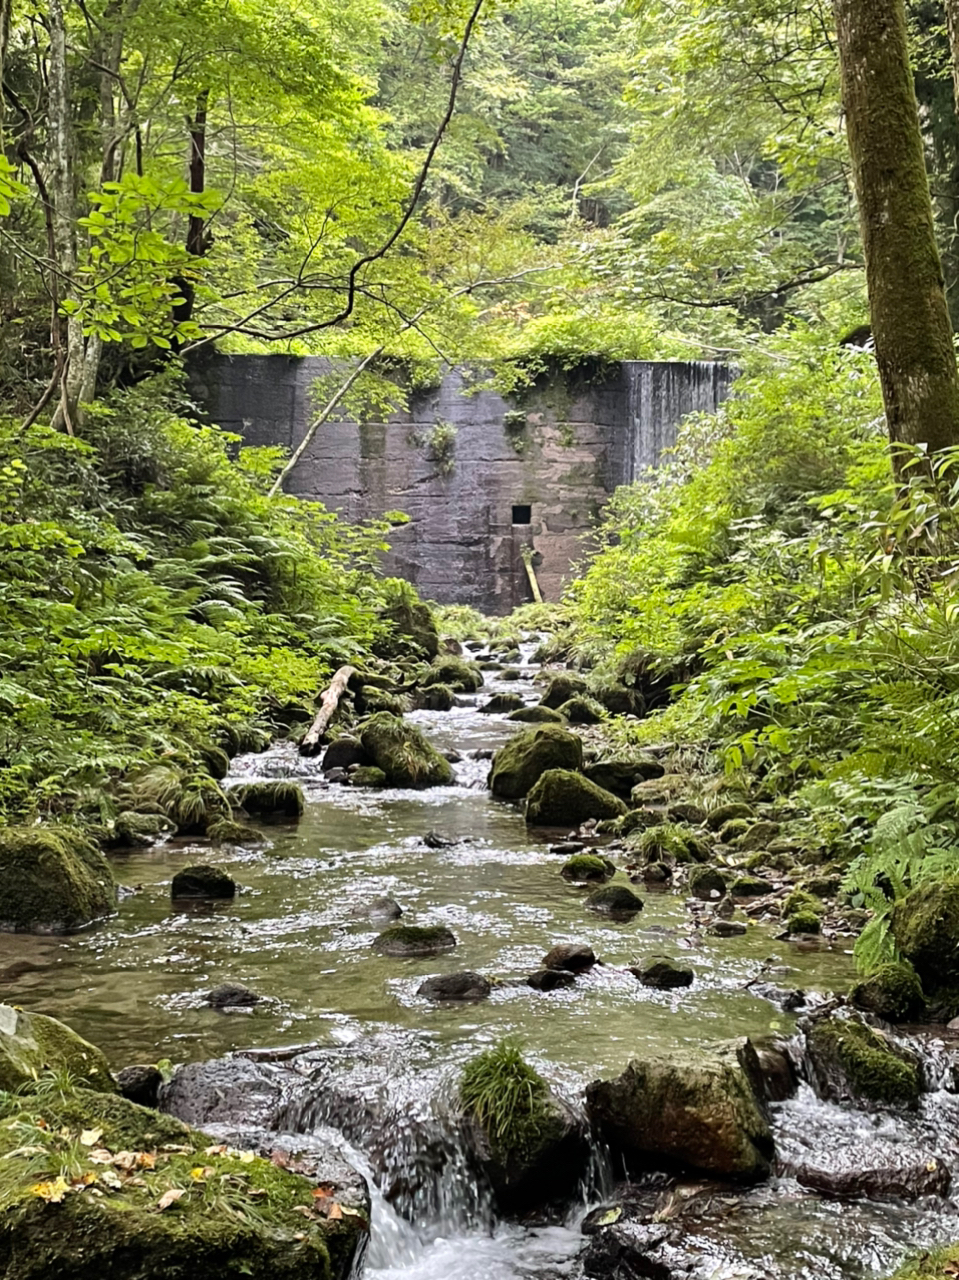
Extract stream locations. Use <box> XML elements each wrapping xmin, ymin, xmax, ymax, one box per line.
<box><xmin>2</xmin><ymin>646</ymin><xmax>959</xmax><ymax>1278</ymax></box>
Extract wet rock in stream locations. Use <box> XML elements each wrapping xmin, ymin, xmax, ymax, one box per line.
<box><xmin>527</xmin><ymin>968</ymin><xmax>578</xmax><ymax>991</ymax></box>
<box><xmin>204</xmin><ymin>982</ymin><xmax>262</xmax><ymax>1009</ymax></box>
<box><xmin>171</xmin><ymin>863</ymin><xmax>236</xmax><ymax>899</ymax></box>
<box><xmin>542</xmin><ymin>943</ymin><xmax>597</xmax><ymax>972</ymax></box>
<box><xmin>417</xmin><ymin>971</ymin><xmax>491</xmax><ymax>1001</ymax></box>
<box><xmin>116</xmin><ymin>1062</ymin><xmax>163</xmax><ymax>1107</ymax></box>
<box><xmin>372</xmin><ymin>924</ymin><xmax>458</xmax><ymax>957</ymax></box>
<box><xmin>586</xmin><ymin>1038</ymin><xmax>774</xmax><ymax>1182</ymax></box>
<box><xmin>631</xmin><ymin>960</ymin><xmax>694</xmax><ymax>990</ymax></box>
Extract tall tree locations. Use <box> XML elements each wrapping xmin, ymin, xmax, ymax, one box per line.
<box><xmin>834</xmin><ymin>0</ymin><xmax>959</xmax><ymax>459</ymax></box>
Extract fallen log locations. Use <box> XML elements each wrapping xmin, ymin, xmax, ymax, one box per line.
<box><xmin>299</xmin><ymin>665</ymin><xmax>356</xmax><ymax>756</ymax></box>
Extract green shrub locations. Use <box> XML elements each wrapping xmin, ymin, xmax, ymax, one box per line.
<box><xmin>460</xmin><ymin>1041</ymin><xmax>553</xmax><ymax>1163</ymax></box>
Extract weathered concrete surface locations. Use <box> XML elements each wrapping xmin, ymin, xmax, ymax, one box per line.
<box><xmin>188</xmin><ymin>357</ymin><xmax>731</xmax><ymax>613</ymax></box>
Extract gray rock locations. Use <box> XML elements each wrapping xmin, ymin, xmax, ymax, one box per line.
<box><xmin>160</xmin><ymin>1056</ymin><xmax>284</xmax><ymax>1128</ymax></box>
<box><xmin>632</xmin><ymin>960</ymin><xmax>694</xmax><ymax>989</ymax></box>
<box><xmin>321</xmin><ymin>737</ymin><xmax>370</xmax><ymax>772</ymax></box>
<box><xmin>204</xmin><ymin>982</ymin><xmax>260</xmax><ymax>1008</ymax></box>
<box><xmin>171</xmin><ymin>864</ymin><xmax>236</xmax><ymax>899</ymax></box>
<box><xmin>527</xmin><ymin>969</ymin><xmax>577</xmax><ymax>991</ymax></box>
<box><xmin>116</xmin><ymin>1063</ymin><xmax>163</xmax><ymax>1108</ymax></box>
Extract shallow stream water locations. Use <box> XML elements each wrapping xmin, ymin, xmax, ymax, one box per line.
<box><xmin>2</xmin><ymin>650</ymin><xmax>958</xmax><ymax>1279</ymax></box>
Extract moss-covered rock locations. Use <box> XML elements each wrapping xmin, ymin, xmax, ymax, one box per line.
<box><xmin>372</xmin><ymin>924</ymin><xmax>457</xmax><ymax>956</ymax></box>
<box><xmin>230</xmin><ymin>782</ymin><xmax>304</xmax><ymax>819</ymax></box>
<box><xmin>555</xmin><ymin>696</ymin><xmax>604</xmax><ymax>725</ymax></box>
<box><xmin>804</xmin><ymin>1015</ymin><xmax>920</xmax><ymax>1108</ymax></box>
<box><xmin>350</xmin><ymin>766</ymin><xmax>388</xmax><ymax>788</ymax></box>
<box><xmin>891</xmin><ymin>877</ymin><xmax>959</xmax><ymax>991</ymax></box>
<box><xmin>633</xmin><ymin>823</ymin><xmax>709</xmax><ymax>866</ymax></box>
<box><xmin>719</xmin><ymin>818</ymin><xmax>752</xmax><ymax>844</ymax></box>
<box><xmin>199</xmin><ymin>743</ymin><xmax>231</xmax><ymax>781</ymax></box>
<box><xmin>488</xmin><ymin>726</ymin><xmax>584</xmax><ymax>800</ymax></box>
<box><xmin>0</xmin><ymin>1005</ymin><xmax>115</xmax><ymax>1093</ymax></box>
<box><xmin>112</xmin><ymin>812</ymin><xmax>174</xmax><ymax>848</ymax></box>
<box><xmin>460</xmin><ymin>1041</ymin><xmax>588</xmax><ymax>1214</ymax></box>
<box><xmin>526</xmin><ymin>769</ymin><xmax>627</xmax><ymax>827</ymax></box>
<box><xmin>886</xmin><ymin>1247</ymin><xmax>959</xmax><ymax>1280</ymax></box>
<box><xmin>585</xmin><ymin>1038</ymin><xmax>773</xmax><ymax>1181</ymax></box>
<box><xmin>689</xmin><ymin>867</ymin><xmax>726</xmax><ymax>899</ymax></box>
<box><xmin>782</xmin><ymin>888</ymin><xmax>824</xmax><ymax>919</ymax></box>
<box><xmin>705</xmin><ymin>803</ymin><xmax>756</xmax><ymax>831</ymax></box>
<box><xmin>507</xmin><ymin>705</ymin><xmax>566</xmax><ymax>724</ymax></box>
<box><xmin>359</xmin><ymin>714</ymin><xmax>454</xmax><ymax>789</ymax></box>
<box><xmin>630</xmin><ymin>774</ymin><xmax>687</xmax><ymax>806</ymax></box>
<box><xmin>0</xmin><ymin>826</ymin><xmax>116</xmax><ymax>934</ymax></box>
<box><xmin>586</xmin><ymin>885</ymin><xmax>644</xmax><ymax>916</ymax></box>
<box><xmin>850</xmin><ymin>963</ymin><xmax>925</xmax><ymax>1023</ymax></box>
<box><xmin>170</xmin><ymin>865</ymin><xmax>236</xmax><ymax>899</ymax></box>
<box><xmin>376</xmin><ymin>596</ymin><xmax>440</xmax><ymax>660</ymax></box>
<box><xmin>583</xmin><ymin>762</ymin><xmax>645</xmax><ymax>798</ymax></box>
<box><xmin>0</xmin><ymin>1086</ymin><xmax>367</xmax><ymax>1280</ymax></box>
<box><xmin>357</xmin><ymin>687</ymin><xmax>409</xmax><ymax>716</ymax></box>
<box><xmin>420</xmin><ymin>656</ymin><xmax>484</xmax><ymax>693</ymax></box>
<box><xmin>730</xmin><ymin>876</ymin><xmax>772</xmax><ymax>897</ymax></box>
<box><xmin>415</xmin><ymin>683</ymin><xmax>456</xmax><ymax>711</ymax></box>
<box><xmin>207</xmin><ymin>818</ymin><xmax>257</xmax><ymax>845</ymax></box>
<box><xmin>738</xmin><ymin>820</ymin><xmax>781</xmax><ymax>851</ymax></box>
<box><xmin>590</xmin><ymin>681</ymin><xmax>645</xmax><ymax>718</ymax></box>
<box><xmin>787</xmin><ymin>909</ymin><xmax>822</xmax><ymax>934</ymax></box>
<box><xmin>538</xmin><ymin>673</ymin><xmax>588</xmax><ymax>709</ymax></box>
<box><xmin>479</xmin><ymin>692</ymin><xmax>526</xmax><ymax>715</ymax></box>
<box><xmin>560</xmin><ymin>854</ymin><xmax>615</xmax><ymax>884</ymax></box>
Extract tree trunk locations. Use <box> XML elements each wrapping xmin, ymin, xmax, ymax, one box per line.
<box><xmin>299</xmin><ymin>666</ymin><xmax>356</xmax><ymax>756</ymax></box>
<box><xmin>946</xmin><ymin>0</ymin><xmax>959</xmax><ymax>120</ymax></box>
<box><xmin>0</xmin><ymin>0</ymin><xmax>11</xmax><ymax>134</ymax></box>
<box><xmin>48</xmin><ymin>0</ymin><xmax>100</xmax><ymax>430</ymax></box>
<box><xmin>834</xmin><ymin>0</ymin><xmax>959</xmax><ymax>462</ymax></box>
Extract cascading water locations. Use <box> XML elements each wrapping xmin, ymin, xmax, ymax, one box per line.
<box><xmin>623</xmin><ymin>360</ymin><xmax>733</xmax><ymax>481</ymax></box>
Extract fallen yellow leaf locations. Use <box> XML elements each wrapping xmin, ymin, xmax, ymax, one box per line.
<box><xmin>80</xmin><ymin>1128</ymin><xmax>104</xmax><ymax>1147</ymax></box>
<box><xmin>113</xmin><ymin>1151</ymin><xmax>138</xmax><ymax>1171</ymax></box>
<box><xmin>88</xmin><ymin>1148</ymin><xmax>114</xmax><ymax>1165</ymax></box>
<box><xmin>31</xmin><ymin>1177</ymin><xmax>70</xmax><ymax>1203</ymax></box>
<box><xmin>157</xmin><ymin>1188</ymin><xmax>187</xmax><ymax>1211</ymax></box>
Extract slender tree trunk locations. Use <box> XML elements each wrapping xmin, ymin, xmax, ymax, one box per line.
<box><xmin>834</xmin><ymin>0</ymin><xmax>959</xmax><ymax>462</ymax></box>
<box><xmin>172</xmin><ymin>89</ymin><xmax>209</xmax><ymax>333</ymax></box>
<box><xmin>946</xmin><ymin>0</ymin><xmax>959</xmax><ymax>120</ymax></box>
<box><xmin>0</xmin><ymin>0</ymin><xmax>11</xmax><ymax>134</ymax></box>
<box><xmin>48</xmin><ymin>0</ymin><xmax>100</xmax><ymax>430</ymax></box>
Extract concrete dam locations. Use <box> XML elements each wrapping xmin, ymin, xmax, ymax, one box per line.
<box><xmin>188</xmin><ymin>356</ymin><xmax>732</xmax><ymax>613</ymax></box>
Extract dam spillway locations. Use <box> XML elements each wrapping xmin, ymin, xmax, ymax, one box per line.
<box><xmin>188</xmin><ymin>356</ymin><xmax>733</xmax><ymax>613</ymax></box>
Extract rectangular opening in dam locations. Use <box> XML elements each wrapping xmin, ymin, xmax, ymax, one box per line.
<box><xmin>512</xmin><ymin>504</ymin><xmax>532</xmax><ymax>525</ymax></box>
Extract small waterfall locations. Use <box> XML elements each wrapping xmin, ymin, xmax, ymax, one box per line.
<box><xmin>623</xmin><ymin>360</ymin><xmax>733</xmax><ymax>482</ymax></box>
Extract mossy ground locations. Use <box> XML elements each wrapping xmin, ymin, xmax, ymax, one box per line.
<box><xmin>888</xmin><ymin>1245</ymin><xmax>959</xmax><ymax>1278</ymax></box>
<box><xmin>0</xmin><ymin>1087</ymin><xmax>367</xmax><ymax>1280</ymax></box>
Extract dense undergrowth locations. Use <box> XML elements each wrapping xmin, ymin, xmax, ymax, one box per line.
<box><xmin>0</xmin><ymin>373</ymin><xmax>406</xmax><ymax>827</ymax></box>
<box><xmin>548</xmin><ymin>325</ymin><xmax>959</xmax><ymax>973</ymax></box>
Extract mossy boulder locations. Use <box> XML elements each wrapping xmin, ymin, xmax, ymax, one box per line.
<box><xmin>0</xmin><ymin>1086</ymin><xmax>367</xmax><ymax>1280</ymax></box>
<box><xmin>0</xmin><ymin>1004</ymin><xmax>115</xmax><ymax>1093</ymax></box>
<box><xmin>585</xmin><ymin>1038</ymin><xmax>773</xmax><ymax>1181</ymax></box>
<box><xmin>420</xmin><ymin>656</ymin><xmax>484</xmax><ymax>693</ymax></box>
<box><xmin>460</xmin><ymin>1042</ymin><xmax>588</xmax><ymax>1214</ymax></box>
<box><xmin>633</xmin><ymin>823</ymin><xmax>709</xmax><ymax>866</ymax></box>
<box><xmin>0</xmin><ymin>826</ymin><xmax>116</xmax><ymax>934</ymax></box>
<box><xmin>804</xmin><ymin>1015</ymin><xmax>920</xmax><ymax>1108</ymax></box>
<box><xmin>689</xmin><ymin>867</ymin><xmax>726</xmax><ymax>900</ymax></box>
<box><xmin>738</xmin><ymin>820</ymin><xmax>781</xmax><ymax>851</ymax></box>
<box><xmin>526</xmin><ymin>770</ymin><xmax>627</xmax><ymax>828</ymax></box>
<box><xmin>556</xmin><ymin>696</ymin><xmax>604</xmax><ymax>725</ymax></box>
<box><xmin>230</xmin><ymin>782</ymin><xmax>304</xmax><ymax>819</ymax></box>
<box><xmin>630</xmin><ymin>773</ymin><xmax>687</xmax><ymax>806</ymax></box>
<box><xmin>787</xmin><ymin>909</ymin><xmax>822</xmax><ymax>934</ymax></box>
<box><xmin>479</xmin><ymin>692</ymin><xmax>526</xmax><ymax>715</ymax></box>
<box><xmin>782</xmin><ymin>888</ymin><xmax>824</xmax><ymax>919</ymax></box>
<box><xmin>507</xmin><ymin>706</ymin><xmax>566</xmax><ymax>724</ymax></box>
<box><xmin>357</xmin><ymin>687</ymin><xmax>409</xmax><ymax>717</ymax></box>
<box><xmin>170</xmin><ymin>865</ymin><xmax>236</xmax><ymax>900</ymax></box>
<box><xmin>850</xmin><ymin>963</ymin><xmax>925</xmax><ymax>1023</ymax></box>
<box><xmin>583</xmin><ymin>762</ymin><xmax>644</xmax><ymax>797</ymax></box>
<box><xmin>415</xmin><ymin>683</ymin><xmax>456</xmax><ymax>711</ymax></box>
<box><xmin>586</xmin><ymin>885</ymin><xmax>644</xmax><ymax>916</ymax></box>
<box><xmin>719</xmin><ymin>819</ymin><xmax>752</xmax><ymax>845</ymax></box>
<box><xmin>350</xmin><ymin>766</ymin><xmax>388</xmax><ymax>788</ymax></box>
<box><xmin>591</xmin><ymin>681</ymin><xmax>645</xmax><ymax>718</ymax></box>
<box><xmin>372</xmin><ymin>924</ymin><xmax>457</xmax><ymax>956</ymax></box>
<box><xmin>112</xmin><ymin>812</ymin><xmax>173</xmax><ymax>848</ymax></box>
<box><xmin>538</xmin><ymin>673</ymin><xmax>589</xmax><ymax>709</ymax></box>
<box><xmin>891</xmin><ymin>877</ymin><xmax>959</xmax><ymax>992</ymax></box>
<box><xmin>705</xmin><ymin>803</ymin><xmax>756</xmax><ymax>831</ymax></box>
<box><xmin>376</xmin><ymin>596</ymin><xmax>440</xmax><ymax>659</ymax></box>
<box><xmin>488</xmin><ymin>726</ymin><xmax>583</xmax><ymax>800</ymax></box>
<box><xmin>730</xmin><ymin>876</ymin><xmax>772</xmax><ymax>898</ymax></box>
<box><xmin>560</xmin><ymin>854</ymin><xmax>615</xmax><ymax>884</ymax></box>
<box><xmin>359</xmin><ymin>713</ymin><xmax>454</xmax><ymax>789</ymax></box>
